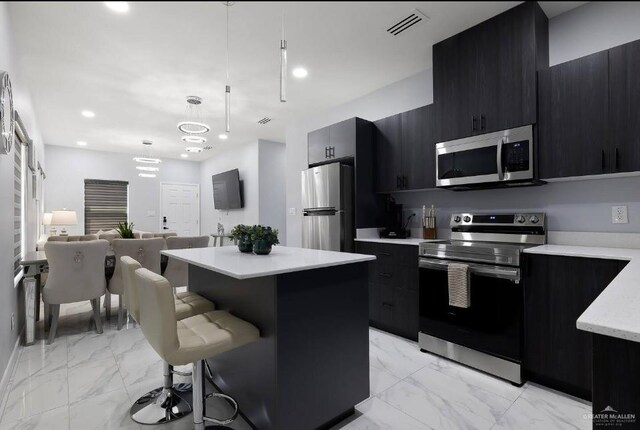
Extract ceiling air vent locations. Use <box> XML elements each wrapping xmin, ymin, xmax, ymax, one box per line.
<box><xmin>257</xmin><ymin>117</ymin><xmax>272</xmax><ymax>125</ymax></box>
<box><xmin>387</xmin><ymin>9</ymin><xmax>429</xmax><ymax>36</ymax></box>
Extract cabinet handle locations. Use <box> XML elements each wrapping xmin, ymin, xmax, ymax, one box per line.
<box><xmin>403</xmin><ymin>176</ymin><xmax>408</xmax><ymax>188</ymax></box>
<box><xmin>396</xmin><ymin>176</ymin><xmax>401</xmax><ymax>188</ymax></box>
<box><xmin>377</xmin><ymin>252</ymin><xmax>391</xmax><ymax>257</ymax></box>
<box><xmin>331</xmin><ymin>146</ymin><xmax>336</xmax><ymax>158</ymax></box>
<box><xmin>615</xmin><ymin>148</ymin><xmax>620</xmax><ymax>171</ymax></box>
<box><xmin>601</xmin><ymin>150</ymin><xmax>606</xmax><ymax>172</ymax></box>
<box><xmin>471</xmin><ymin>116</ymin><xmax>478</xmax><ymax>131</ymax></box>
<box><xmin>379</xmin><ymin>273</ymin><xmax>392</xmax><ymax>278</ymax></box>
<box><xmin>382</xmin><ymin>302</ymin><xmax>394</xmax><ymax>308</ymax></box>
<box><xmin>325</xmin><ymin>147</ymin><xmax>329</xmax><ymax>158</ymax></box>
<box><xmin>480</xmin><ymin>114</ymin><xmax>486</xmax><ymax>130</ymax></box>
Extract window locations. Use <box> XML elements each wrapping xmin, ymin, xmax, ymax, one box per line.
<box><xmin>84</xmin><ymin>180</ymin><xmax>129</xmax><ymax>234</ymax></box>
<box><xmin>13</xmin><ymin>139</ymin><xmax>24</xmax><ymax>278</ymax></box>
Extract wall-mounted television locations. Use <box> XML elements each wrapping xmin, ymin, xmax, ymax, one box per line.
<box><xmin>212</xmin><ymin>168</ymin><xmax>244</xmax><ymax>210</ymax></box>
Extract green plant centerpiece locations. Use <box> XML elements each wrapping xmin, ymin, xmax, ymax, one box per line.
<box><xmin>250</xmin><ymin>225</ymin><xmax>279</xmax><ymax>255</ymax></box>
<box><xmin>115</xmin><ymin>222</ymin><xmax>135</xmax><ymax>239</ymax></box>
<box><xmin>230</xmin><ymin>224</ymin><xmax>253</xmax><ymax>253</ymax></box>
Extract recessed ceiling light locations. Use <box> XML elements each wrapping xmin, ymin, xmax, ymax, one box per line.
<box><xmin>185</xmin><ymin>147</ymin><xmax>203</xmax><ymax>153</ymax></box>
<box><xmin>138</xmin><ymin>173</ymin><xmax>156</xmax><ymax>178</ymax></box>
<box><xmin>218</xmin><ymin>134</ymin><xmax>228</xmax><ymax>140</ymax></box>
<box><xmin>292</xmin><ymin>67</ymin><xmax>308</xmax><ymax>78</ymax></box>
<box><xmin>76</xmin><ymin>141</ymin><xmax>88</xmax><ymax>146</ymax></box>
<box><xmin>104</xmin><ymin>2</ymin><xmax>129</xmax><ymax>13</ymax></box>
<box><xmin>181</xmin><ymin>135</ymin><xmax>207</xmax><ymax>144</ymax></box>
<box><xmin>180</xmin><ymin>154</ymin><xmax>189</xmax><ymax>158</ymax></box>
<box><xmin>81</xmin><ymin>110</ymin><xmax>95</xmax><ymax>118</ymax></box>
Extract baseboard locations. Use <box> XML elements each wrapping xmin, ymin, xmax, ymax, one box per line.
<box><xmin>0</xmin><ymin>330</ymin><xmax>23</xmax><ymax>406</ymax></box>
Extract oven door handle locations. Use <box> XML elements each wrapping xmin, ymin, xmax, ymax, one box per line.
<box><xmin>496</xmin><ymin>137</ymin><xmax>505</xmax><ymax>181</ymax></box>
<box><xmin>419</xmin><ymin>258</ymin><xmax>520</xmax><ymax>282</ymax></box>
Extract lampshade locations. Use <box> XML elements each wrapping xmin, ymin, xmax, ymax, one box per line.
<box><xmin>42</xmin><ymin>213</ymin><xmax>53</xmax><ymax>225</ymax></box>
<box><xmin>51</xmin><ymin>210</ymin><xmax>78</xmax><ymax>226</ymax></box>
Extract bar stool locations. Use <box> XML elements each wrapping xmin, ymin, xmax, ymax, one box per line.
<box><xmin>135</xmin><ymin>268</ymin><xmax>259</xmax><ymax>429</ymax></box>
<box><xmin>120</xmin><ymin>256</ymin><xmax>216</xmax><ymax>425</ymax></box>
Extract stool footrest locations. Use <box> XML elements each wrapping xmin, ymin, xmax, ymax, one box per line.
<box><xmin>202</xmin><ymin>392</ymin><xmax>239</xmax><ymax>425</ymax></box>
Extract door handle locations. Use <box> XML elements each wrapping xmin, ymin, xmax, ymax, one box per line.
<box><xmin>471</xmin><ymin>116</ymin><xmax>478</xmax><ymax>131</ymax></box>
<box><xmin>480</xmin><ymin>114</ymin><xmax>486</xmax><ymax>130</ymax></box>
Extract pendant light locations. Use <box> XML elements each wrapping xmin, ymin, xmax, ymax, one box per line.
<box><xmin>177</xmin><ymin>96</ymin><xmax>210</xmax><ymax>135</ymax></box>
<box><xmin>280</xmin><ymin>8</ymin><xmax>287</xmax><ymax>103</ymax></box>
<box><xmin>134</xmin><ymin>140</ymin><xmax>161</xmax><ymax>178</ymax></box>
<box><xmin>224</xmin><ymin>2</ymin><xmax>232</xmax><ymax>133</ymax></box>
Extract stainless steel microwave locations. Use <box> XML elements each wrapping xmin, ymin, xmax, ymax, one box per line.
<box><xmin>435</xmin><ymin>125</ymin><xmax>540</xmax><ymax>190</ymax></box>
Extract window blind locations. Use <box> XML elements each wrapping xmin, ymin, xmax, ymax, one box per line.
<box><xmin>13</xmin><ymin>143</ymin><xmax>23</xmax><ymax>277</ymax></box>
<box><xmin>84</xmin><ymin>180</ymin><xmax>129</xmax><ymax>234</ymax></box>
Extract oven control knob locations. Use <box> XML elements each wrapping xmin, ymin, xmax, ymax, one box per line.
<box><xmin>530</xmin><ymin>215</ymin><xmax>540</xmax><ymax>224</ymax></box>
<box><xmin>516</xmin><ymin>215</ymin><xmax>526</xmax><ymax>223</ymax></box>
<box><xmin>454</xmin><ymin>216</ymin><xmax>462</xmax><ymax>223</ymax></box>
<box><xmin>463</xmin><ymin>216</ymin><xmax>471</xmax><ymax>223</ymax></box>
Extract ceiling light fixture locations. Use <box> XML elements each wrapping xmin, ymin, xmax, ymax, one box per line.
<box><xmin>81</xmin><ymin>110</ymin><xmax>95</xmax><ymax>118</ymax></box>
<box><xmin>104</xmin><ymin>2</ymin><xmax>129</xmax><ymax>13</ymax></box>
<box><xmin>224</xmin><ymin>2</ymin><xmax>233</xmax><ymax>132</ymax></box>
<box><xmin>218</xmin><ymin>133</ymin><xmax>228</xmax><ymax>140</ymax></box>
<box><xmin>138</xmin><ymin>173</ymin><xmax>156</xmax><ymax>178</ymax></box>
<box><xmin>180</xmin><ymin>154</ymin><xmax>189</xmax><ymax>158</ymax></box>
<box><xmin>76</xmin><ymin>141</ymin><xmax>88</xmax><ymax>146</ymax></box>
<box><xmin>177</xmin><ymin>96</ymin><xmax>211</xmax><ymax>134</ymax></box>
<box><xmin>133</xmin><ymin>140</ymin><xmax>162</xmax><ymax>164</ymax></box>
<box><xmin>185</xmin><ymin>147</ymin><xmax>203</xmax><ymax>153</ymax></box>
<box><xmin>280</xmin><ymin>8</ymin><xmax>287</xmax><ymax>102</ymax></box>
<box><xmin>136</xmin><ymin>166</ymin><xmax>159</xmax><ymax>172</ymax></box>
<box><xmin>181</xmin><ymin>135</ymin><xmax>207</xmax><ymax>144</ymax></box>
<box><xmin>292</xmin><ymin>67</ymin><xmax>308</xmax><ymax>78</ymax></box>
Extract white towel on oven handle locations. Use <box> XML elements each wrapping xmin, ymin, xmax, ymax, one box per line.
<box><xmin>448</xmin><ymin>262</ymin><xmax>470</xmax><ymax>308</ymax></box>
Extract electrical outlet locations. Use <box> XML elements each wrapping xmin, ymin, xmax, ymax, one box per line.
<box><xmin>10</xmin><ymin>312</ymin><xmax>14</xmax><ymax>331</ymax></box>
<box><xmin>288</xmin><ymin>208</ymin><xmax>297</xmax><ymax>216</ymax></box>
<box><xmin>612</xmin><ymin>206</ymin><xmax>628</xmax><ymax>224</ymax></box>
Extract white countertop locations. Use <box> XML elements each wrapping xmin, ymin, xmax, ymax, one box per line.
<box><xmin>524</xmin><ymin>244</ymin><xmax>640</xmax><ymax>343</ymax></box>
<box><xmin>162</xmin><ymin>246</ymin><xmax>376</xmax><ymax>280</ymax></box>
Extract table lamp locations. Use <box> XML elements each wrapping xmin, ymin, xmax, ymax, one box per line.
<box><xmin>43</xmin><ymin>212</ymin><xmax>54</xmax><ymax>235</ymax></box>
<box><xmin>51</xmin><ymin>210</ymin><xmax>78</xmax><ymax>236</ymax></box>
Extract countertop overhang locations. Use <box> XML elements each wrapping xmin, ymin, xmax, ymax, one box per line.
<box><xmin>524</xmin><ymin>245</ymin><xmax>640</xmax><ymax>343</ymax></box>
<box><xmin>162</xmin><ymin>246</ymin><xmax>376</xmax><ymax>280</ymax></box>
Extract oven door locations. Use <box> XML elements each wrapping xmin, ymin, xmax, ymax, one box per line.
<box><xmin>435</xmin><ymin>125</ymin><xmax>533</xmax><ymax>188</ymax></box>
<box><xmin>418</xmin><ymin>258</ymin><xmax>523</xmax><ymax>362</ymax></box>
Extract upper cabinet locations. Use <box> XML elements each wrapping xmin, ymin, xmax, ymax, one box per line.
<box><xmin>538</xmin><ymin>52</ymin><xmax>610</xmax><ymax>179</ymax></box>
<box><xmin>307</xmin><ymin>118</ymin><xmax>358</xmax><ymax>166</ymax></box>
<box><xmin>373</xmin><ymin>105</ymin><xmax>435</xmax><ymax>193</ymax></box>
<box><xmin>433</xmin><ymin>2</ymin><xmax>548</xmax><ymax>143</ymax></box>
<box><xmin>538</xmin><ymin>38</ymin><xmax>640</xmax><ymax>179</ymax></box>
<box><xmin>609</xmin><ymin>39</ymin><xmax>640</xmax><ymax>174</ymax></box>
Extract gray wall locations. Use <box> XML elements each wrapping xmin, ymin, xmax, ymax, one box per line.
<box><xmin>0</xmin><ymin>2</ymin><xmax>46</xmax><ymax>385</ymax></box>
<box><xmin>258</xmin><ymin>140</ymin><xmax>286</xmax><ymax>239</ymax></box>
<box><xmin>284</xmin><ymin>2</ymin><xmax>640</xmax><ymax>246</ymax></box>
<box><xmin>45</xmin><ymin>145</ymin><xmax>200</xmax><ymax>234</ymax></box>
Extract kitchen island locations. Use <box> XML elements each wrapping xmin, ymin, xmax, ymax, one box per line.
<box><xmin>162</xmin><ymin>245</ymin><xmax>375</xmax><ymax>430</ymax></box>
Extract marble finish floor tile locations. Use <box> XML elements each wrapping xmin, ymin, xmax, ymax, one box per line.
<box><xmin>333</xmin><ymin>397</ymin><xmax>433</xmax><ymax>430</ymax></box>
<box><xmin>69</xmin><ymin>388</ymin><xmax>138</xmax><ymax>430</ymax></box>
<box><xmin>1</xmin><ymin>368</ymin><xmax>69</xmax><ymax>424</ymax></box>
<box><xmin>67</xmin><ymin>332</ymin><xmax>113</xmax><ymax>368</ymax></box>
<box><xmin>368</xmin><ymin>329</ymin><xmax>435</xmax><ymax>379</ymax></box>
<box><xmin>370</xmin><ymin>365</ymin><xmax>401</xmax><ymax>396</ymax></box>
<box><xmin>68</xmin><ymin>356</ymin><xmax>125</xmax><ymax>404</ymax></box>
<box><xmin>0</xmin><ymin>406</ymin><xmax>69</xmax><ymax>430</ymax></box>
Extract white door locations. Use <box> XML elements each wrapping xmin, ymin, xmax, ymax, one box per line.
<box><xmin>161</xmin><ymin>183</ymin><xmax>200</xmax><ymax>236</ymax></box>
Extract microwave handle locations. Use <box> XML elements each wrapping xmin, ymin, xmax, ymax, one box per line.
<box><xmin>496</xmin><ymin>137</ymin><xmax>504</xmax><ymax>181</ymax></box>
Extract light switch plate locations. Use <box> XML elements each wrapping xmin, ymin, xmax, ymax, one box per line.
<box><xmin>612</xmin><ymin>206</ymin><xmax>628</xmax><ymax>224</ymax></box>
<box><xmin>288</xmin><ymin>208</ymin><xmax>296</xmax><ymax>216</ymax></box>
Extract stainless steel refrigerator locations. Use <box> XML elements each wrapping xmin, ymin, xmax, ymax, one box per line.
<box><xmin>301</xmin><ymin>163</ymin><xmax>354</xmax><ymax>252</ymax></box>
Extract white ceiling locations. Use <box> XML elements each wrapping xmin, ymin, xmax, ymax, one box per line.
<box><xmin>9</xmin><ymin>1</ymin><xmax>586</xmax><ymax>161</ymax></box>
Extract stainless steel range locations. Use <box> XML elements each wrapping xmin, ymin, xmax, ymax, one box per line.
<box><xmin>418</xmin><ymin>212</ymin><xmax>546</xmax><ymax>384</ymax></box>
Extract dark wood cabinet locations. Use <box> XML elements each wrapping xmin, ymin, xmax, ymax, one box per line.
<box><xmin>522</xmin><ymin>254</ymin><xmax>625</xmax><ymax>400</ymax></box>
<box><xmin>355</xmin><ymin>241</ymin><xmax>419</xmax><ymax>341</ymax></box>
<box><xmin>308</xmin><ymin>127</ymin><xmax>330</xmax><ymax>166</ymax></box>
<box><xmin>307</xmin><ymin>118</ymin><xmax>359</xmax><ymax>166</ymax></box>
<box><xmin>538</xmin><ymin>51</ymin><xmax>610</xmax><ymax>179</ymax></box>
<box><xmin>609</xmin><ymin>39</ymin><xmax>640</xmax><ymax>173</ymax></box>
<box><xmin>433</xmin><ymin>2</ymin><xmax>548</xmax><ymax>142</ymax></box>
<box><xmin>374</xmin><ymin>105</ymin><xmax>435</xmax><ymax>192</ymax></box>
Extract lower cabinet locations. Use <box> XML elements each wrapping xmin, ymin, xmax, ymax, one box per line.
<box><xmin>522</xmin><ymin>254</ymin><xmax>626</xmax><ymax>400</ymax></box>
<box><xmin>355</xmin><ymin>241</ymin><xmax>419</xmax><ymax>341</ymax></box>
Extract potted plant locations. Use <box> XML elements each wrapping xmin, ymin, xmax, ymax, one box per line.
<box><xmin>230</xmin><ymin>224</ymin><xmax>253</xmax><ymax>253</ymax></box>
<box><xmin>250</xmin><ymin>225</ymin><xmax>279</xmax><ymax>255</ymax></box>
<box><xmin>115</xmin><ymin>222</ymin><xmax>135</xmax><ymax>239</ymax></box>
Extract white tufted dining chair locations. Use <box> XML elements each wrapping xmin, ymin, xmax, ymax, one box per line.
<box><xmin>163</xmin><ymin>236</ymin><xmax>211</xmax><ymax>289</ymax></box>
<box><xmin>43</xmin><ymin>240</ymin><xmax>109</xmax><ymax>344</ymax></box>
